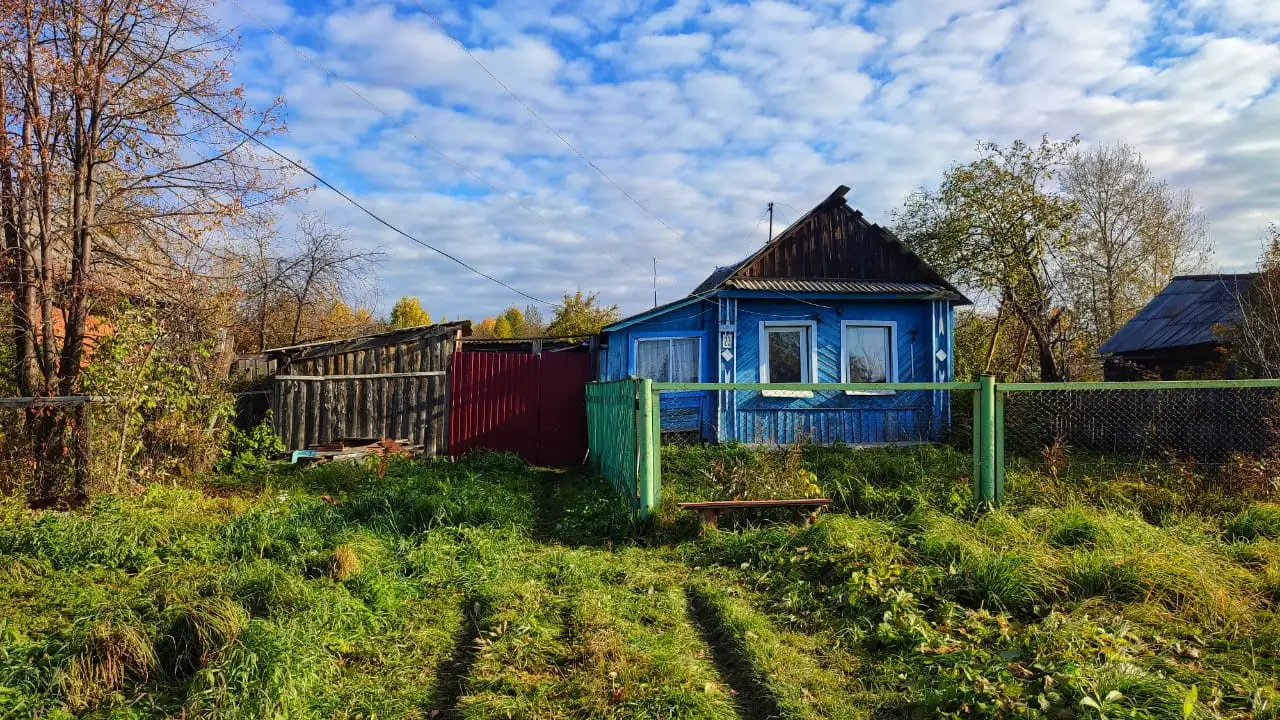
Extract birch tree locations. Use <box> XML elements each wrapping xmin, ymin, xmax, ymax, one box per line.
<box><xmin>1232</xmin><ymin>226</ymin><xmax>1280</xmax><ymax>378</ymax></box>
<box><xmin>1059</xmin><ymin>143</ymin><xmax>1211</xmax><ymax>347</ymax></box>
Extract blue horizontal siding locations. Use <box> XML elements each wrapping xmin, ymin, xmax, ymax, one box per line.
<box><xmin>602</xmin><ymin>294</ymin><xmax>955</xmax><ymax>446</ymax></box>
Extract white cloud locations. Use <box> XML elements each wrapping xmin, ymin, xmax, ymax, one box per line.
<box><xmin>228</xmin><ymin>0</ymin><xmax>1280</xmax><ymax>319</ymax></box>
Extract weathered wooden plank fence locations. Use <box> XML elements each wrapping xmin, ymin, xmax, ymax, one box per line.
<box><xmin>272</xmin><ymin>372</ymin><xmax>449</xmax><ymax>453</ymax></box>
<box><xmin>263</xmin><ymin>323</ymin><xmax>468</xmax><ymax>453</ymax></box>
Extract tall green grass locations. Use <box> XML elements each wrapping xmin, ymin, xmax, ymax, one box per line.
<box><xmin>4</xmin><ymin>445</ymin><xmax>1279</xmax><ymax>719</ymax></box>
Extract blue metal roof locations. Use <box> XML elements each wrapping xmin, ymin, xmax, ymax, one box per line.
<box><xmin>1099</xmin><ymin>274</ymin><xmax>1254</xmax><ymax>355</ymax></box>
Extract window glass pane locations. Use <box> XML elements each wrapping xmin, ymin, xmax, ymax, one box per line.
<box><xmin>635</xmin><ymin>339</ymin><xmax>670</xmax><ymax>381</ymax></box>
<box><xmin>846</xmin><ymin>326</ymin><xmax>890</xmax><ymax>383</ymax></box>
<box><xmin>670</xmin><ymin>338</ymin><xmax>700</xmax><ymax>383</ymax></box>
<box><xmin>767</xmin><ymin>328</ymin><xmax>804</xmax><ymax>383</ymax></box>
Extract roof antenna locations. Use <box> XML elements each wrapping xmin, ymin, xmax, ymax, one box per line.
<box><xmin>767</xmin><ymin>201</ymin><xmax>774</xmax><ymax>244</ymax></box>
<box><xmin>652</xmin><ymin>257</ymin><xmax>658</xmax><ymax>308</ymax></box>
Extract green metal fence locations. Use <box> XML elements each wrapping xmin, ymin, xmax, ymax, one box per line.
<box><xmin>585</xmin><ymin>379</ymin><xmax>659</xmax><ymax>517</ymax></box>
<box><xmin>588</xmin><ymin>377</ymin><xmax>1280</xmax><ymax>518</ymax></box>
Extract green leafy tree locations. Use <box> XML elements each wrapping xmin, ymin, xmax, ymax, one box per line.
<box><xmin>388</xmin><ymin>296</ymin><xmax>432</xmax><ymax>329</ymax></box>
<box><xmin>84</xmin><ymin>303</ymin><xmax>233</xmax><ymax>490</ymax></box>
<box><xmin>493</xmin><ymin>315</ymin><xmax>515</xmax><ymax>338</ymax></box>
<box><xmin>546</xmin><ymin>291</ymin><xmax>621</xmax><ymax>339</ymax></box>
<box><xmin>897</xmin><ymin>135</ymin><xmax>1080</xmax><ymax>381</ymax></box>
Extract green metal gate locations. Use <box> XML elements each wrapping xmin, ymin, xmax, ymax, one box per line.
<box><xmin>586</xmin><ymin>379</ymin><xmax>659</xmax><ymax>518</ymax></box>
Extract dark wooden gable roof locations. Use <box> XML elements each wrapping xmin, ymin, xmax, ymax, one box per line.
<box><xmin>695</xmin><ymin>186</ymin><xmax>968</xmax><ymax>303</ymax></box>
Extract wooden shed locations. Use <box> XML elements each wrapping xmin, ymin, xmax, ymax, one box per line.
<box><xmin>265</xmin><ymin>322</ymin><xmax>471</xmax><ymax>454</ymax></box>
<box><xmin>1100</xmin><ymin>275</ymin><xmax>1252</xmax><ymax>380</ymax></box>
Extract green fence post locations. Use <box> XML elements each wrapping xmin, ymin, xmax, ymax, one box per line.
<box><xmin>978</xmin><ymin>374</ymin><xmax>997</xmax><ymax>506</ymax></box>
<box><xmin>971</xmin><ymin>386</ymin><xmax>981</xmax><ymax>504</ymax></box>
<box><xmin>636</xmin><ymin>378</ymin><xmax>658</xmax><ymax>519</ymax></box>
<box><xmin>648</xmin><ymin>383</ymin><xmax>661</xmax><ymax>517</ymax></box>
<box><xmin>994</xmin><ymin>387</ymin><xmax>1005</xmax><ymax>504</ymax></box>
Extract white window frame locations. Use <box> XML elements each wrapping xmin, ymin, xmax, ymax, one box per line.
<box><xmin>840</xmin><ymin>320</ymin><xmax>898</xmax><ymax>395</ymax></box>
<box><xmin>632</xmin><ymin>335</ymin><xmax>702</xmax><ymax>384</ymax></box>
<box><xmin>758</xmin><ymin>321</ymin><xmax>817</xmax><ymax>398</ymax></box>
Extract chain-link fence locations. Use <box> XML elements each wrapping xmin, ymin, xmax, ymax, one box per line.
<box><xmin>586</xmin><ymin>379</ymin><xmax>1280</xmax><ymax>518</ymax></box>
<box><xmin>999</xmin><ymin>382</ymin><xmax>1280</xmax><ymax>499</ymax></box>
<box><xmin>1</xmin><ymin>392</ymin><xmax>235</xmax><ymax>505</ymax></box>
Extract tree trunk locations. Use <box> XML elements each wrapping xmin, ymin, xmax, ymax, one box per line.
<box><xmin>258</xmin><ymin>290</ymin><xmax>268</xmax><ymax>351</ymax></box>
<box><xmin>1037</xmin><ymin>342</ymin><xmax>1062</xmax><ymax>382</ymax></box>
<box><xmin>983</xmin><ymin>301</ymin><xmax>1006</xmax><ymax>374</ymax></box>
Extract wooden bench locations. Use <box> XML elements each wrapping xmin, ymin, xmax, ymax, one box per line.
<box><xmin>676</xmin><ymin>498</ymin><xmax>833</xmax><ymax>532</ymax></box>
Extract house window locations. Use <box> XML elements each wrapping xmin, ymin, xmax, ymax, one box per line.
<box><xmin>759</xmin><ymin>322</ymin><xmax>815</xmax><ymax>396</ymax></box>
<box><xmin>634</xmin><ymin>337</ymin><xmax>700</xmax><ymax>383</ymax></box>
<box><xmin>842</xmin><ymin>321</ymin><xmax>896</xmax><ymax>394</ymax></box>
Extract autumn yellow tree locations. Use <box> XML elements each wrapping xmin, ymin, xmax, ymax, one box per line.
<box><xmin>472</xmin><ymin>317</ymin><xmax>497</xmax><ymax>337</ymax></box>
<box><xmin>389</xmin><ymin>296</ymin><xmax>432</xmax><ymax>329</ymax></box>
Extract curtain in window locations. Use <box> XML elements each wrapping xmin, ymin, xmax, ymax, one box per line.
<box><xmin>636</xmin><ymin>339</ymin><xmax>671</xmax><ymax>381</ymax></box>
<box><xmin>635</xmin><ymin>337</ymin><xmax>700</xmax><ymax>382</ymax></box>
<box><xmin>670</xmin><ymin>337</ymin><xmax>699</xmax><ymax>383</ymax></box>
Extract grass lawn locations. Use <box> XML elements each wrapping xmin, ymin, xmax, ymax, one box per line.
<box><xmin>2</xmin><ymin>447</ymin><xmax>1279</xmax><ymax>719</ymax></box>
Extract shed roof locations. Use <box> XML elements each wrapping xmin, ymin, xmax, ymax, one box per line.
<box><xmin>264</xmin><ymin>321</ymin><xmax>472</xmax><ymax>361</ymax></box>
<box><xmin>1099</xmin><ymin>274</ymin><xmax>1254</xmax><ymax>355</ymax></box>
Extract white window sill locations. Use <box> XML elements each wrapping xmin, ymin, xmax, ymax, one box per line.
<box><xmin>844</xmin><ymin>389</ymin><xmax>896</xmax><ymax>396</ymax></box>
<box><xmin>761</xmin><ymin>389</ymin><xmax>814</xmax><ymax>399</ymax></box>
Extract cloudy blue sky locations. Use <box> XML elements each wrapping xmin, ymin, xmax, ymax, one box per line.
<box><xmin>216</xmin><ymin>0</ymin><xmax>1280</xmax><ymax>320</ymax></box>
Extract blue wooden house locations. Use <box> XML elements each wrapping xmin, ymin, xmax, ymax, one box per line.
<box><xmin>599</xmin><ymin>186</ymin><xmax>971</xmax><ymax>445</ymax></box>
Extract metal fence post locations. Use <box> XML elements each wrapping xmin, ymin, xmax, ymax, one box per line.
<box><xmin>994</xmin><ymin>386</ymin><xmax>1005</xmax><ymax>504</ymax></box>
<box><xmin>978</xmin><ymin>374</ymin><xmax>997</xmax><ymax>506</ymax></box>
<box><xmin>636</xmin><ymin>378</ymin><xmax>658</xmax><ymax>519</ymax></box>
<box><xmin>648</xmin><ymin>382</ymin><xmax>661</xmax><ymax>516</ymax></box>
<box><xmin>971</xmin><ymin>385</ymin><xmax>981</xmax><ymax>503</ymax></box>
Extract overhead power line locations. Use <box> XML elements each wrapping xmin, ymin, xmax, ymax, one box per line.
<box><xmin>80</xmin><ymin>6</ymin><xmax>553</xmax><ymax>307</ymax></box>
<box><xmin>406</xmin><ymin>0</ymin><xmax>709</xmax><ymax>256</ymax></box>
<box><xmin>228</xmin><ymin>0</ymin><xmax>700</xmax><ymax>310</ymax></box>
<box><xmin>226</xmin><ymin>0</ymin><xmax>603</xmax><ymax>260</ymax></box>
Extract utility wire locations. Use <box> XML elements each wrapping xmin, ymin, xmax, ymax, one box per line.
<box><xmin>226</xmin><ymin>0</ymin><xmax>601</xmax><ymax>261</ymax></box>
<box><xmin>405</xmin><ymin>0</ymin><xmax>709</xmax><ymax>256</ymax></box>
<box><xmin>226</xmin><ymin>0</ymin><xmax>664</xmax><ymax>293</ymax></box>
<box><xmin>83</xmin><ymin>6</ymin><xmax>553</xmax><ymax>307</ymax></box>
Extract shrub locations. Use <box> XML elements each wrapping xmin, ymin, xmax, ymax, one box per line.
<box><xmin>216</xmin><ymin>414</ymin><xmax>285</xmax><ymax>478</ymax></box>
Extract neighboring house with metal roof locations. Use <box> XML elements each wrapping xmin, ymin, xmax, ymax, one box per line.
<box><xmin>598</xmin><ymin>185</ymin><xmax>971</xmax><ymax>445</ymax></box>
<box><xmin>1100</xmin><ymin>274</ymin><xmax>1253</xmax><ymax>380</ymax></box>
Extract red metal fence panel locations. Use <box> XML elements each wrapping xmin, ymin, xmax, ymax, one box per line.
<box><xmin>535</xmin><ymin>353</ymin><xmax>591</xmax><ymax>466</ymax></box>
<box><xmin>448</xmin><ymin>353</ymin><xmax>539</xmax><ymax>462</ymax></box>
<box><xmin>448</xmin><ymin>351</ymin><xmax>591</xmax><ymax>466</ymax></box>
